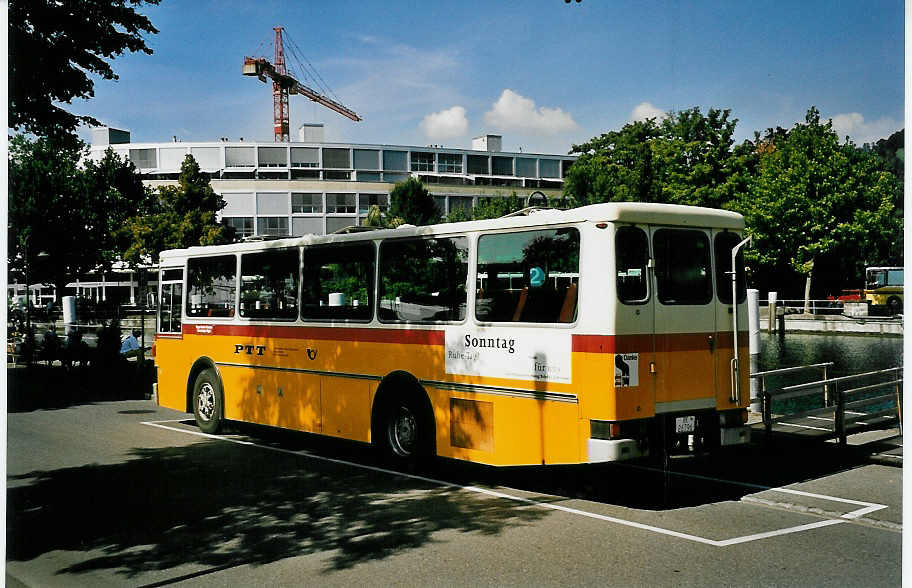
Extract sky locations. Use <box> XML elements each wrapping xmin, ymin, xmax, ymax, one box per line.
<box><xmin>73</xmin><ymin>0</ymin><xmax>904</xmax><ymax>155</ymax></box>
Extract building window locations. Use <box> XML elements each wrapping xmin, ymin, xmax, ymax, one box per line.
<box><xmin>379</xmin><ymin>237</ymin><xmax>469</xmax><ymax>322</ymax></box>
<box><xmin>448</xmin><ymin>196</ymin><xmax>473</xmax><ymax>216</ymax></box>
<box><xmin>383</xmin><ymin>150</ymin><xmax>408</xmax><ymax>171</ymax></box>
<box><xmin>322</xmin><ymin>148</ymin><xmax>351</xmax><ymax>169</ymax></box>
<box><xmin>410</xmin><ymin>151</ymin><xmax>435</xmax><ymax>172</ymax></box>
<box><xmin>258</xmin><ymin>147</ymin><xmax>288</xmax><ymax>167</ymax></box>
<box><xmin>256</xmin><ymin>192</ymin><xmax>288</xmax><ymax>215</ymax></box>
<box><xmin>438</xmin><ymin>153</ymin><xmax>463</xmax><ymax>174</ymax></box>
<box><xmin>257</xmin><ymin>216</ymin><xmax>289</xmax><ymax>237</ymax></box>
<box><xmin>515</xmin><ymin>157</ymin><xmax>537</xmax><ymax>178</ymax></box>
<box><xmin>359</xmin><ymin>193</ymin><xmax>389</xmax><ymax>214</ymax></box>
<box><xmin>129</xmin><ymin>148</ymin><xmax>157</xmax><ymax>169</ymax></box>
<box><xmin>291</xmin><ymin>147</ymin><xmax>319</xmax><ymax>168</ymax></box>
<box><xmin>324</xmin><ymin>170</ymin><xmax>352</xmax><ymax>180</ymax></box>
<box><xmin>187</xmin><ymin>255</ymin><xmax>237</xmax><ymax>318</ymax></box>
<box><xmin>301</xmin><ymin>243</ymin><xmax>374</xmax><ymax>321</ymax></box>
<box><xmin>467</xmin><ymin>154</ymin><xmax>489</xmax><ymax>175</ymax></box>
<box><xmin>492</xmin><ymin>156</ymin><xmax>514</xmax><ymax>176</ymax></box>
<box><xmin>239</xmin><ymin>249</ymin><xmax>299</xmax><ymax>319</ymax></box>
<box><xmin>383</xmin><ymin>172</ymin><xmax>409</xmax><ymax>183</ymax></box>
<box><xmin>356</xmin><ymin>171</ymin><xmax>382</xmax><ymax>182</ymax></box>
<box><xmin>326</xmin><ymin>193</ymin><xmax>356</xmax><ymax>213</ymax></box>
<box><xmin>223</xmin><ymin>217</ymin><xmax>254</xmax><ymax>238</ymax></box>
<box><xmin>562</xmin><ymin>159</ymin><xmax>574</xmax><ymax>178</ymax></box>
<box><xmin>353</xmin><ymin>149</ymin><xmax>380</xmax><ymax>170</ymax></box>
<box><xmin>225</xmin><ymin>146</ymin><xmax>255</xmax><ymax>167</ymax></box>
<box><xmin>292</xmin><ymin>193</ymin><xmax>323</xmax><ymax>213</ymax></box>
<box><xmin>539</xmin><ymin>158</ymin><xmax>560</xmax><ymax>178</ymax></box>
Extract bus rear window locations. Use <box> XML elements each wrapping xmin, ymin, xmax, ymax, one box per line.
<box><xmin>476</xmin><ymin>228</ymin><xmax>580</xmax><ymax>323</ymax></box>
<box><xmin>187</xmin><ymin>256</ymin><xmax>237</xmax><ymax>318</ymax></box>
<box><xmin>653</xmin><ymin>229</ymin><xmax>712</xmax><ymax>305</ymax></box>
<box><xmin>616</xmin><ymin>226</ymin><xmax>649</xmax><ymax>303</ymax></box>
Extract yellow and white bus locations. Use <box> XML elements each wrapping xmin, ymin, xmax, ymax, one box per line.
<box><xmin>865</xmin><ymin>266</ymin><xmax>903</xmax><ymax>314</ymax></box>
<box><xmin>153</xmin><ymin>202</ymin><xmax>750</xmax><ymax>465</ymax></box>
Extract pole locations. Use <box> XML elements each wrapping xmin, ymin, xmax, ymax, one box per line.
<box><xmin>730</xmin><ymin>236</ymin><xmax>751</xmax><ymax>403</ymax></box>
<box><xmin>767</xmin><ymin>291</ymin><xmax>777</xmax><ymax>333</ymax></box>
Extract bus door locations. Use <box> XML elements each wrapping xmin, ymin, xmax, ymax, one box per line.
<box><xmin>650</xmin><ymin>227</ymin><xmax>717</xmax><ymax>416</ymax></box>
<box><xmin>712</xmin><ymin>230</ymin><xmax>747</xmax><ymax>408</ymax></box>
<box><xmin>613</xmin><ymin>225</ymin><xmax>655</xmax><ymax>419</ymax></box>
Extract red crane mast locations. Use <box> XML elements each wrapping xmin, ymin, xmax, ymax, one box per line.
<box><xmin>243</xmin><ymin>27</ymin><xmax>362</xmax><ymax>142</ymax></box>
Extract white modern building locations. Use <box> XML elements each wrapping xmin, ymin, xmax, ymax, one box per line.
<box><xmin>89</xmin><ymin>125</ymin><xmax>577</xmax><ymax>238</ymax></box>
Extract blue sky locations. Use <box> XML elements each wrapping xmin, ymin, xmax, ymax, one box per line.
<box><xmin>74</xmin><ymin>0</ymin><xmax>904</xmax><ymax>154</ymax></box>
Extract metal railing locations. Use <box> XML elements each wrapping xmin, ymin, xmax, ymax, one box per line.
<box><xmin>757</xmin><ymin>365</ymin><xmax>902</xmax><ymax>444</ymax></box>
<box><xmin>758</xmin><ymin>299</ymin><xmax>845</xmax><ymax>315</ymax></box>
<box><xmin>751</xmin><ymin>362</ymin><xmax>834</xmax><ymax>410</ymax></box>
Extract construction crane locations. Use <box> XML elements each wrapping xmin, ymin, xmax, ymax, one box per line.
<box><xmin>243</xmin><ymin>27</ymin><xmax>361</xmax><ymax>142</ymax></box>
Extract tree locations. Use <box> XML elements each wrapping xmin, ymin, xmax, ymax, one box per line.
<box><xmin>737</xmin><ymin>107</ymin><xmax>901</xmax><ymax>297</ymax></box>
<box><xmin>388</xmin><ymin>177</ymin><xmax>441</xmax><ymax>226</ymax></box>
<box><xmin>9</xmin><ymin>135</ymin><xmax>149</xmax><ymax>297</ymax></box>
<box><xmin>9</xmin><ymin>135</ymin><xmax>90</xmax><ymax>297</ymax></box>
<box><xmin>121</xmin><ymin>155</ymin><xmax>231</xmax><ymax>264</ymax></box>
<box><xmin>83</xmin><ymin>147</ymin><xmax>157</xmax><ymax>270</ymax></box>
<box><xmin>564</xmin><ymin>107</ymin><xmax>745</xmax><ymax>210</ymax></box>
<box><xmin>9</xmin><ymin>0</ymin><xmax>160</xmax><ymax>138</ymax></box>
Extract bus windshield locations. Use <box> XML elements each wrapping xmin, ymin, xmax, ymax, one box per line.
<box><xmin>867</xmin><ymin>268</ymin><xmax>903</xmax><ymax>289</ymax></box>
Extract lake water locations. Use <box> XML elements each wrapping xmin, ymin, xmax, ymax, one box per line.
<box><xmin>753</xmin><ymin>332</ymin><xmax>903</xmax><ymax>412</ymax></box>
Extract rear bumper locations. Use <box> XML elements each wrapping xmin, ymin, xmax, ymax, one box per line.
<box><xmin>587</xmin><ymin>438</ymin><xmax>648</xmax><ymax>463</ymax></box>
<box><xmin>720</xmin><ymin>425</ymin><xmax>750</xmax><ymax>446</ymax></box>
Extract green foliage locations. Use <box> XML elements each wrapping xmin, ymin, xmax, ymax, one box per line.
<box><xmin>121</xmin><ymin>155</ymin><xmax>231</xmax><ymax>264</ymax></box>
<box><xmin>738</xmin><ymin>107</ymin><xmax>901</xmax><ymax>295</ymax></box>
<box><xmin>9</xmin><ymin>0</ymin><xmax>160</xmax><ymax>138</ymax></box>
<box><xmin>565</xmin><ymin>107</ymin><xmax>746</xmax><ymax>209</ymax></box>
<box><xmin>8</xmin><ymin>135</ymin><xmax>149</xmax><ymax>294</ymax></box>
<box><xmin>389</xmin><ymin>177</ymin><xmax>441</xmax><ymax>225</ymax></box>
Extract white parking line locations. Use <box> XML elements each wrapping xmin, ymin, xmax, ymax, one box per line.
<box><xmin>142</xmin><ymin>420</ymin><xmax>891</xmax><ymax>547</ymax></box>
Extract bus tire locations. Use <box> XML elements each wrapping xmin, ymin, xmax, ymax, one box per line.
<box><xmin>375</xmin><ymin>392</ymin><xmax>434</xmax><ymax>468</ymax></box>
<box><xmin>192</xmin><ymin>368</ymin><xmax>224</xmax><ymax>434</ymax></box>
<box><xmin>887</xmin><ymin>296</ymin><xmax>902</xmax><ymax>315</ymax></box>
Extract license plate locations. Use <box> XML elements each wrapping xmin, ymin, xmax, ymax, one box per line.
<box><xmin>675</xmin><ymin>416</ymin><xmax>696</xmax><ymax>434</ymax></box>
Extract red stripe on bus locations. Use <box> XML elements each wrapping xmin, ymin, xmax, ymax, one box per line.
<box><xmin>181</xmin><ymin>323</ymin><xmax>446</xmax><ymax>345</ymax></box>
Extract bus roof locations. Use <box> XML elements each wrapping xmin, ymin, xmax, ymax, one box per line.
<box><xmin>159</xmin><ymin>202</ymin><xmax>744</xmax><ymax>262</ymax></box>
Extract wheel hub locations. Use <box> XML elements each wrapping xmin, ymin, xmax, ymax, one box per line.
<box><xmin>197</xmin><ymin>382</ymin><xmax>216</xmax><ymax>422</ymax></box>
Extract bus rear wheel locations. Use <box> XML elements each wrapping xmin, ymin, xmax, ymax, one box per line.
<box><xmin>193</xmin><ymin>368</ymin><xmax>224</xmax><ymax>434</ymax></box>
<box><xmin>887</xmin><ymin>296</ymin><xmax>902</xmax><ymax>315</ymax></box>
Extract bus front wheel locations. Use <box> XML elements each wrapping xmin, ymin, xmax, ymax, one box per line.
<box><xmin>887</xmin><ymin>296</ymin><xmax>902</xmax><ymax>315</ymax></box>
<box><xmin>193</xmin><ymin>368</ymin><xmax>224</xmax><ymax>434</ymax></box>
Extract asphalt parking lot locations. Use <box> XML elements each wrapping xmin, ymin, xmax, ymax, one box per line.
<box><xmin>7</xmin><ymin>399</ymin><xmax>902</xmax><ymax>587</ymax></box>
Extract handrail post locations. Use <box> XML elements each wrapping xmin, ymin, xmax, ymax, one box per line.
<box><xmin>896</xmin><ymin>377</ymin><xmax>903</xmax><ymax>436</ymax></box>
<box><xmin>823</xmin><ymin>364</ymin><xmax>830</xmax><ymax>406</ymax></box>
<box><xmin>763</xmin><ymin>386</ymin><xmax>772</xmax><ymax>440</ymax></box>
<box><xmin>835</xmin><ymin>380</ymin><xmax>846</xmax><ymax>446</ymax></box>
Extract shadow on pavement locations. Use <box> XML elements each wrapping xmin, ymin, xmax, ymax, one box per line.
<box><xmin>7</xmin><ymin>364</ymin><xmax>153</xmax><ymax>412</ymax></box>
<box><xmin>7</xmin><ymin>437</ymin><xmax>547</xmax><ymax>581</ymax></box>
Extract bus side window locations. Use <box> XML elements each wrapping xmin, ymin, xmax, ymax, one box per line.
<box><xmin>476</xmin><ymin>228</ymin><xmax>580</xmax><ymax>323</ymax></box>
<box><xmin>186</xmin><ymin>256</ymin><xmax>237</xmax><ymax>318</ymax></box>
<box><xmin>158</xmin><ymin>268</ymin><xmax>183</xmax><ymax>333</ymax></box>
<box><xmin>301</xmin><ymin>243</ymin><xmax>375</xmax><ymax>321</ymax></box>
<box><xmin>239</xmin><ymin>249</ymin><xmax>300</xmax><ymax>320</ymax></box>
<box><xmin>379</xmin><ymin>236</ymin><xmax>468</xmax><ymax>323</ymax></box>
<box><xmin>615</xmin><ymin>226</ymin><xmax>649</xmax><ymax>303</ymax></box>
